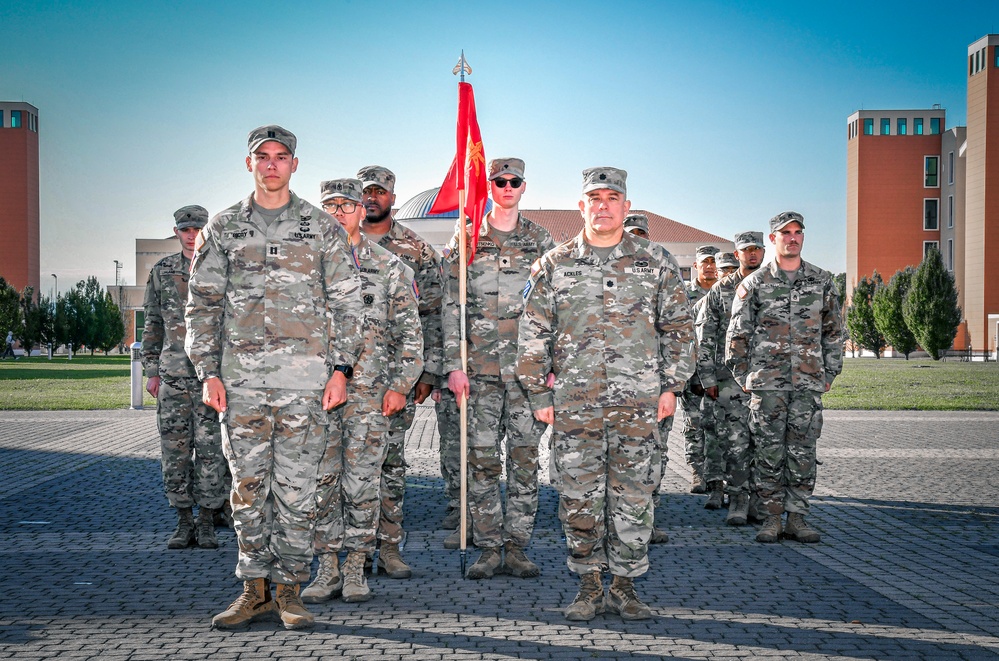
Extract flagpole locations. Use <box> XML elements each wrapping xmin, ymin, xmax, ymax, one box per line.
<box><xmin>457</xmin><ymin>185</ymin><xmax>469</xmax><ymax>577</ymax></box>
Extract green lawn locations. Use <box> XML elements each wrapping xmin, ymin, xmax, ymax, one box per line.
<box><xmin>0</xmin><ymin>354</ymin><xmax>157</xmax><ymax>410</ymax></box>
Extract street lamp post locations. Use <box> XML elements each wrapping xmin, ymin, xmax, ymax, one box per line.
<box><xmin>50</xmin><ymin>274</ymin><xmax>57</xmax><ymax>360</ymax></box>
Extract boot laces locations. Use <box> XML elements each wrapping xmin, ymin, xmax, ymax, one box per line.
<box><xmin>343</xmin><ymin>554</ymin><xmax>365</xmax><ymax>587</ymax></box>
<box><xmin>577</xmin><ymin>573</ymin><xmax>603</xmax><ymax>602</ymax></box>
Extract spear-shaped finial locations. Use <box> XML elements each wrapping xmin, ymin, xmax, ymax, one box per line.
<box><xmin>452</xmin><ymin>50</ymin><xmax>472</xmax><ymax>82</ymax></box>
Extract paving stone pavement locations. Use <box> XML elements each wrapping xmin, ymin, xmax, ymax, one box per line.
<box><xmin>0</xmin><ymin>406</ymin><xmax>997</xmax><ymax>660</ymax></box>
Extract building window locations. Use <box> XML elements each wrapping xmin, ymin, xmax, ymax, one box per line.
<box><xmin>897</xmin><ymin>118</ymin><xmax>907</xmax><ymax>135</ymax></box>
<box><xmin>931</xmin><ymin>118</ymin><xmax>941</xmax><ymax>134</ymax></box>
<box><xmin>914</xmin><ymin>118</ymin><xmax>924</xmax><ymax>135</ymax></box>
<box><xmin>925</xmin><ymin>156</ymin><xmax>939</xmax><ymax>187</ymax></box>
<box><xmin>924</xmin><ymin>199</ymin><xmax>939</xmax><ymax>230</ymax></box>
<box><xmin>995</xmin><ymin>45</ymin><xmax>999</xmax><ymax>67</ymax></box>
<box><xmin>923</xmin><ymin>241</ymin><xmax>939</xmax><ymax>259</ymax></box>
<box><xmin>948</xmin><ymin>195</ymin><xmax>954</xmax><ymax>228</ymax></box>
<box><xmin>948</xmin><ymin>239</ymin><xmax>954</xmax><ymax>272</ymax></box>
<box><xmin>864</xmin><ymin>118</ymin><xmax>874</xmax><ymax>135</ymax></box>
<box><xmin>10</xmin><ymin>110</ymin><xmax>21</xmax><ymax>128</ymax></box>
<box><xmin>948</xmin><ymin>151</ymin><xmax>955</xmax><ymax>184</ymax></box>
<box><xmin>881</xmin><ymin>118</ymin><xmax>891</xmax><ymax>135</ymax></box>
<box><xmin>0</xmin><ymin>110</ymin><xmax>3</xmax><ymax>127</ymax></box>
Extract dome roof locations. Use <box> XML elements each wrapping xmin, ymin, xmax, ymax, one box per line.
<box><xmin>396</xmin><ymin>187</ymin><xmax>493</xmax><ymax>221</ymax></box>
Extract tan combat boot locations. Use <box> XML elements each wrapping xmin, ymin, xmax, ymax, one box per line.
<box><xmin>274</xmin><ymin>583</ymin><xmax>314</xmax><ymax>630</ymax></box>
<box><xmin>341</xmin><ymin>551</ymin><xmax>371</xmax><ymax>603</ymax></box>
<box><xmin>564</xmin><ymin>571</ymin><xmax>605</xmax><ymax>621</ymax></box>
<box><xmin>649</xmin><ymin>528</ymin><xmax>669</xmax><ymax>544</ymax></box>
<box><xmin>704</xmin><ymin>481</ymin><xmax>725</xmax><ymax>510</ymax></box>
<box><xmin>725</xmin><ymin>493</ymin><xmax>750</xmax><ymax>526</ymax></box>
<box><xmin>443</xmin><ymin>525</ymin><xmax>473</xmax><ymax>550</ymax></box>
<box><xmin>467</xmin><ymin>546</ymin><xmax>503</xmax><ymax>579</ymax></box>
<box><xmin>785</xmin><ymin>512</ymin><xmax>821</xmax><ymax>543</ymax></box>
<box><xmin>502</xmin><ymin>542</ymin><xmax>540</xmax><ymax>578</ymax></box>
<box><xmin>195</xmin><ymin>507</ymin><xmax>218</xmax><ymax>549</ymax></box>
<box><xmin>755</xmin><ymin>514</ymin><xmax>783</xmax><ymax>543</ymax></box>
<box><xmin>167</xmin><ymin>507</ymin><xmax>195</xmax><ymax>550</ymax></box>
<box><xmin>301</xmin><ymin>552</ymin><xmax>341</xmax><ymax>603</ymax></box>
<box><xmin>607</xmin><ymin>575</ymin><xmax>653</xmax><ymax>620</ymax></box>
<box><xmin>378</xmin><ymin>542</ymin><xmax>412</xmax><ymax>578</ymax></box>
<box><xmin>211</xmin><ymin>578</ymin><xmax>276</xmax><ymax>629</ymax></box>
<box><xmin>689</xmin><ymin>470</ymin><xmax>706</xmax><ymax>494</ymax></box>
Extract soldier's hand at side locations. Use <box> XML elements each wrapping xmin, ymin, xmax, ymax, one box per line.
<box><xmin>545</xmin><ymin>373</ymin><xmax>555</xmax><ymax>389</ymax></box>
<box><xmin>705</xmin><ymin>386</ymin><xmax>719</xmax><ymax>400</ymax></box>
<box><xmin>657</xmin><ymin>392</ymin><xmax>677</xmax><ymax>421</ymax></box>
<box><xmin>690</xmin><ymin>383</ymin><xmax>704</xmax><ymax>396</ymax></box>
<box><xmin>414</xmin><ymin>382</ymin><xmax>433</xmax><ymax>404</ymax></box>
<box><xmin>430</xmin><ymin>388</ymin><xmax>441</xmax><ymax>404</ymax></box>
<box><xmin>448</xmin><ymin>370</ymin><xmax>470</xmax><ymax>402</ymax></box>
<box><xmin>534</xmin><ymin>405</ymin><xmax>554</xmax><ymax>425</ymax></box>
<box><xmin>323</xmin><ymin>372</ymin><xmax>348</xmax><ymax>410</ymax></box>
<box><xmin>146</xmin><ymin>376</ymin><xmax>161</xmax><ymax>399</ymax></box>
<box><xmin>382</xmin><ymin>390</ymin><xmax>406</xmax><ymax>417</ymax></box>
<box><xmin>203</xmin><ymin>377</ymin><xmax>227</xmax><ymax>413</ymax></box>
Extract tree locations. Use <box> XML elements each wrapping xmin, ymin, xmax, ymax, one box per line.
<box><xmin>833</xmin><ymin>273</ymin><xmax>847</xmax><ymax>303</ymax></box>
<box><xmin>872</xmin><ymin>267</ymin><xmax>918</xmax><ymax>359</ymax></box>
<box><xmin>0</xmin><ymin>277</ymin><xmax>21</xmax><ymax>340</ymax></box>
<box><xmin>56</xmin><ymin>286</ymin><xmax>90</xmax><ymax>354</ymax></box>
<box><xmin>846</xmin><ymin>272</ymin><xmax>886</xmax><ymax>358</ymax></box>
<box><xmin>93</xmin><ymin>291</ymin><xmax>125</xmax><ymax>354</ymax></box>
<box><xmin>15</xmin><ymin>287</ymin><xmax>40</xmax><ymax>356</ymax></box>
<box><xmin>903</xmin><ymin>247</ymin><xmax>962</xmax><ymax>360</ymax></box>
<box><xmin>82</xmin><ymin>276</ymin><xmax>104</xmax><ymax>355</ymax></box>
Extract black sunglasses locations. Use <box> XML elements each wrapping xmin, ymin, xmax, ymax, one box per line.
<box><xmin>493</xmin><ymin>177</ymin><xmax>523</xmax><ymax>189</ymax></box>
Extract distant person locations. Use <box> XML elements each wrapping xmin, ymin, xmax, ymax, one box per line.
<box><xmin>142</xmin><ymin>205</ymin><xmax>228</xmax><ymax>551</ymax></box>
<box><xmin>726</xmin><ymin>211</ymin><xmax>844</xmax><ymax>544</ymax></box>
<box><xmin>1</xmin><ymin>331</ymin><xmax>15</xmax><ymax>359</ymax></box>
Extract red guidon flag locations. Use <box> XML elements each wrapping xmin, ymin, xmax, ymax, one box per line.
<box><xmin>428</xmin><ymin>81</ymin><xmax>487</xmax><ymax>263</ymax></box>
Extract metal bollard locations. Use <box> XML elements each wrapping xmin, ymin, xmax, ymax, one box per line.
<box><xmin>130</xmin><ymin>341</ymin><xmax>144</xmax><ymax>410</ymax></box>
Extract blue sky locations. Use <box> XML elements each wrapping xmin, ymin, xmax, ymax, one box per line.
<box><xmin>2</xmin><ymin>0</ymin><xmax>995</xmax><ymax>292</ymax></box>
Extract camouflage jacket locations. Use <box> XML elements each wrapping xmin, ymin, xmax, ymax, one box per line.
<box><xmin>686</xmin><ymin>280</ymin><xmax>712</xmax><ymax>307</ymax></box>
<box><xmin>725</xmin><ymin>259</ymin><xmax>844</xmax><ymax>392</ymax></box>
<box><xmin>351</xmin><ymin>236</ymin><xmax>425</xmax><ymax>399</ymax></box>
<box><xmin>441</xmin><ymin>214</ymin><xmax>554</xmax><ymax>382</ymax></box>
<box><xmin>141</xmin><ymin>252</ymin><xmax>197</xmax><ymax>379</ymax></box>
<box><xmin>364</xmin><ymin>219</ymin><xmax>443</xmax><ymax>385</ymax></box>
<box><xmin>185</xmin><ymin>192</ymin><xmax>364</xmax><ymax>391</ymax></box>
<box><xmin>516</xmin><ymin>231</ymin><xmax>696</xmax><ymax>411</ymax></box>
<box><xmin>695</xmin><ymin>269</ymin><xmax>746</xmax><ymax>389</ymax></box>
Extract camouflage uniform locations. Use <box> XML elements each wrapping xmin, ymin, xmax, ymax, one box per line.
<box><xmin>313</xmin><ymin>237</ymin><xmax>424</xmax><ymax>554</ymax></box>
<box><xmin>185</xmin><ymin>191</ymin><xmax>363</xmax><ymax>585</ymax></box>
<box><xmin>681</xmin><ymin>281</ymin><xmax>711</xmax><ymax>480</ymax></box>
<box><xmin>363</xmin><ymin>217</ymin><xmax>443</xmax><ymax>545</ymax></box>
<box><xmin>696</xmin><ymin>269</ymin><xmax>752</xmax><ymax>498</ymax></box>
<box><xmin>142</xmin><ymin>251</ymin><xmax>227</xmax><ymax>510</ymax></box>
<box><xmin>693</xmin><ymin>294</ymin><xmax>725</xmax><ymax>485</ymax></box>
<box><xmin>726</xmin><ymin>259</ymin><xmax>844</xmax><ymax>516</ymax></box>
<box><xmin>436</xmin><ymin>379</ymin><xmax>461</xmax><ymax>512</ymax></box>
<box><xmin>517</xmin><ymin>231</ymin><xmax>695</xmax><ymax>577</ymax></box>
<box><xmin>441</xmin><ymin>214</ymin><xmax>554</xmax><ymax>549</ymax></box>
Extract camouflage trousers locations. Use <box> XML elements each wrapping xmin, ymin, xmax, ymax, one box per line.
<box><xmin>378</xmin><ymin>395</ymin><xmax>415</xmax><ymax>545</ymax></box>
<box><xmin>222</xmin><ymin>387</ymin><xmax>328</xmax><ymax>585</ymax></box>
<box><xmin>699</xmin><ymin>391</ymin><xmax>724</xmax><ymax>484</ymax></box>
<box><xmin>554</xmin><ymin>406</ymin><xmax>660</xmax><ymax>578</ymax></box>
<box><xmin>748</xmin><ymin>390</ymin><xmax>823</xmax><ymax>516</ymax></box>
<box><xmin>680</xmin><ymin>386</ymin><xmax>704</xmax><ymax>473</ymax></box>
<box><xmin>465</xmin><ymin>378</ymin><xmax>545</xmax><ymax>549</ymax></box>
<box><xmin>714</xmin><ymin>379</ymin><xmax>753</xmax><ymax>495</ymax></box>
<box><xmin>312</xmin><ymin>393</ymin><xmax>391</xmax><ymax>554</ymax></box>
<box><xmin>156</xmin><ymin>376</ymin><xmax>227</xmax><ymax>509</ymax></box>
<box><xmin>436</xmin><ymin>387</ymin><xmax>461</xmax><ymax>511</ymax></box>
<box><xmin>652</xmin><ymin>414</ymin><xmax>674</xmax><ymax>507</ymax></box>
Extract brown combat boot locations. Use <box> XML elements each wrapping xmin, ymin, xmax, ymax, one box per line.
<box><xmin>341</xmin><ymin>551</ymin><xmax>371</xmax><ymax>603</ymax></box>
<box><xmin>564</xmin><ymin>571</ymin><xmax>605</xmax><ymax>621</ymax></box>
<box><xmin>502</xmin><ymin>542</ymin><xmax>540</xmax><ymax>578</ymax></box>
<box><xmin>725</xmin><ymin>493</ymin><xmax>750</xmax><ymax>526</ymax></box>
<box><xmin>301</xmin><ymin>552</ymin><xmax>341</xmax><ymax>603</ymax></box>
<box><xmin>704</xmin><ymin>482</ymin><xmax>725</xmax><ymax>510</ymax></box>
<box><xmin>785</xmin><ymin>512</ymin><xmax>821</xmax><ymax>543</ymax></box>
<box><xmin>274</xmin><ymin>583</ymin><xmax>314</xmax><ymax>630</ymax></box>
<box><xmin>689</xmin><ymin>471</ymin><xmax>706</xmax><ymax>494</ymax></box>
<box><xmin>211</xmin><ymin>578</ymin><xmax>277</xmax><ymax>629</ymax></box>
<box><xmin>607</xmin><ymin>575</ymin><xmax>653</xmax><ymax>620</ymax></box>
<box><xmin>167</xmin><ymin>507</ymin><xmax>196</xmax><ymax>549</ymax></box>
<box><xmin>649</xmin><ymin>528</ymin><xmax>669</xmax><ymax>544</ymax></box>
<box><xmin>443</xmin><ymin>526</ymin><xmax>472</xmax><ymax>550</ymax></box>
<box><xmin>378</xmin><ymin>542</ymin><xmax>412</xmax><ymax>578</ymax></box>
<box><xmin>441</xmin><ymin>507</ymin><xmax>460</xmax><ymax>530</ymax></box>
<box><xmin>467</xmin><ymin>546</ymin><xmax>503</xmax><ymax>579</ymax></box>
<box><xmin>755</xmin><ymin>514</ymin><xmax>783</xmax><ymax>543</ymax></box>
<box><xmin>195</xmin><ymin>507</ymin><xmax>218</xmax><ymax>549</ymax></box>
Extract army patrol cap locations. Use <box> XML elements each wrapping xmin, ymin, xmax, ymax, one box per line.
<box><xmin>695</xmin><ymin>245</ymin><xmax>720</xmax><ymax>264</ymax></box>
<box><xmin>715</xmin><ymin>252</ymin><xmax>739</xmax><ymax>269</ymax></box>
<box><xmin>357</xmin><ymin>165</ymin><xmax>396</xmax><ymax>193</ymax></box>
<box><xmin>174</xmin><ymin>205</ymin><xmax>209</xmax><ymax>230</ymax></box>
<box><xmin>770</xmin><ymin>210</ymin><xmax>805</xmax><ymax>232</ymax></box>
<box><xmin>581</xmin><ymin>167</ymin><xmax>627</xmax><ymax>195</ymax></box>
<box><xmin>734</xmin><ymin>231</ymin><xmax>766</xmax><ymax>249</ymax></box>
<box><xmin>488</xmin><ymin>158</ymin><xmax>526</xmax><ymax>181</ymax></box>
<box><xmin>320</xmin><ymin>178</ymin><xmax>364</xmax><ymax>204</ymax></box>
<box><xmin>623</xmin><ymin>213</ymin><xmax>649</xmax><ymax>233</ymax></box>
<box><xmin>247</xmin><ymin>125</ymin><xmax>297</xmax><ymax>155</ymax></box>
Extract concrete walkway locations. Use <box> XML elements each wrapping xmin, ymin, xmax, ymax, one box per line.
<box><xmin>0</xmin><ymin>406</ymin><xmax>996</xmax><ymax>660</ymax></box>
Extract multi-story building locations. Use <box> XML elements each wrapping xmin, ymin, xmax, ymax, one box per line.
<box><xmin>0</xmin><ymin>102</ymin><xmax>40</xmax><ymax>296</ymax></box>
<box><xmin>846</xmin><ymin>34</ymin><xmax>999</xmax><ymax>354</ymax></box>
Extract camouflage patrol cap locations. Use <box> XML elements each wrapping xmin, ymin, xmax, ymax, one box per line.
<box><xmin>173</xmin><ymin>205</ymin><xmax>209</xmax><ymax>230</ymax></box>
<box><xmin>357</xmin><ymin>165</ymin><xmax>396</xmax><ymax>193</ymax></box>
<box><xmin>623</xmin><ymin>213</ymin><xmax>649</xmax><ymax>233</ymax></box>
<box><xmin>715</xmin><ymin>252</ymin><xmax>739</xmax><ymax>269</ymax></box>
<box><xmin>734</xmin><ymin>231</ymin><xmax>765</xmax><ymax>249</ymax></box>
<box><xmin>695</xmin><ymin>245</ymin><xmax>720</xmax><ymax>263</ymax></box>
<box><xmin>320</xmin><ymin>178</ymin><xmax>364</xmax><ymax>204</ymax></box>
<box><xmin>488</xmin><ymin>158</ymin><xmax>526</xmax><ymax>181</ymax></box>
<box><xmin>581</xmin><ymin>167</ymin><xmax>627</xmax><ymax>195</ymax></box>
<box><xmin>770</xmin><ymin>210</ymin><xmax>805</xmax><ymax>232</ymax></box>
<box><xmin>247</xmin><ymin>125</ymin><xmax>297</xmax><ymax>155</ymax></box>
